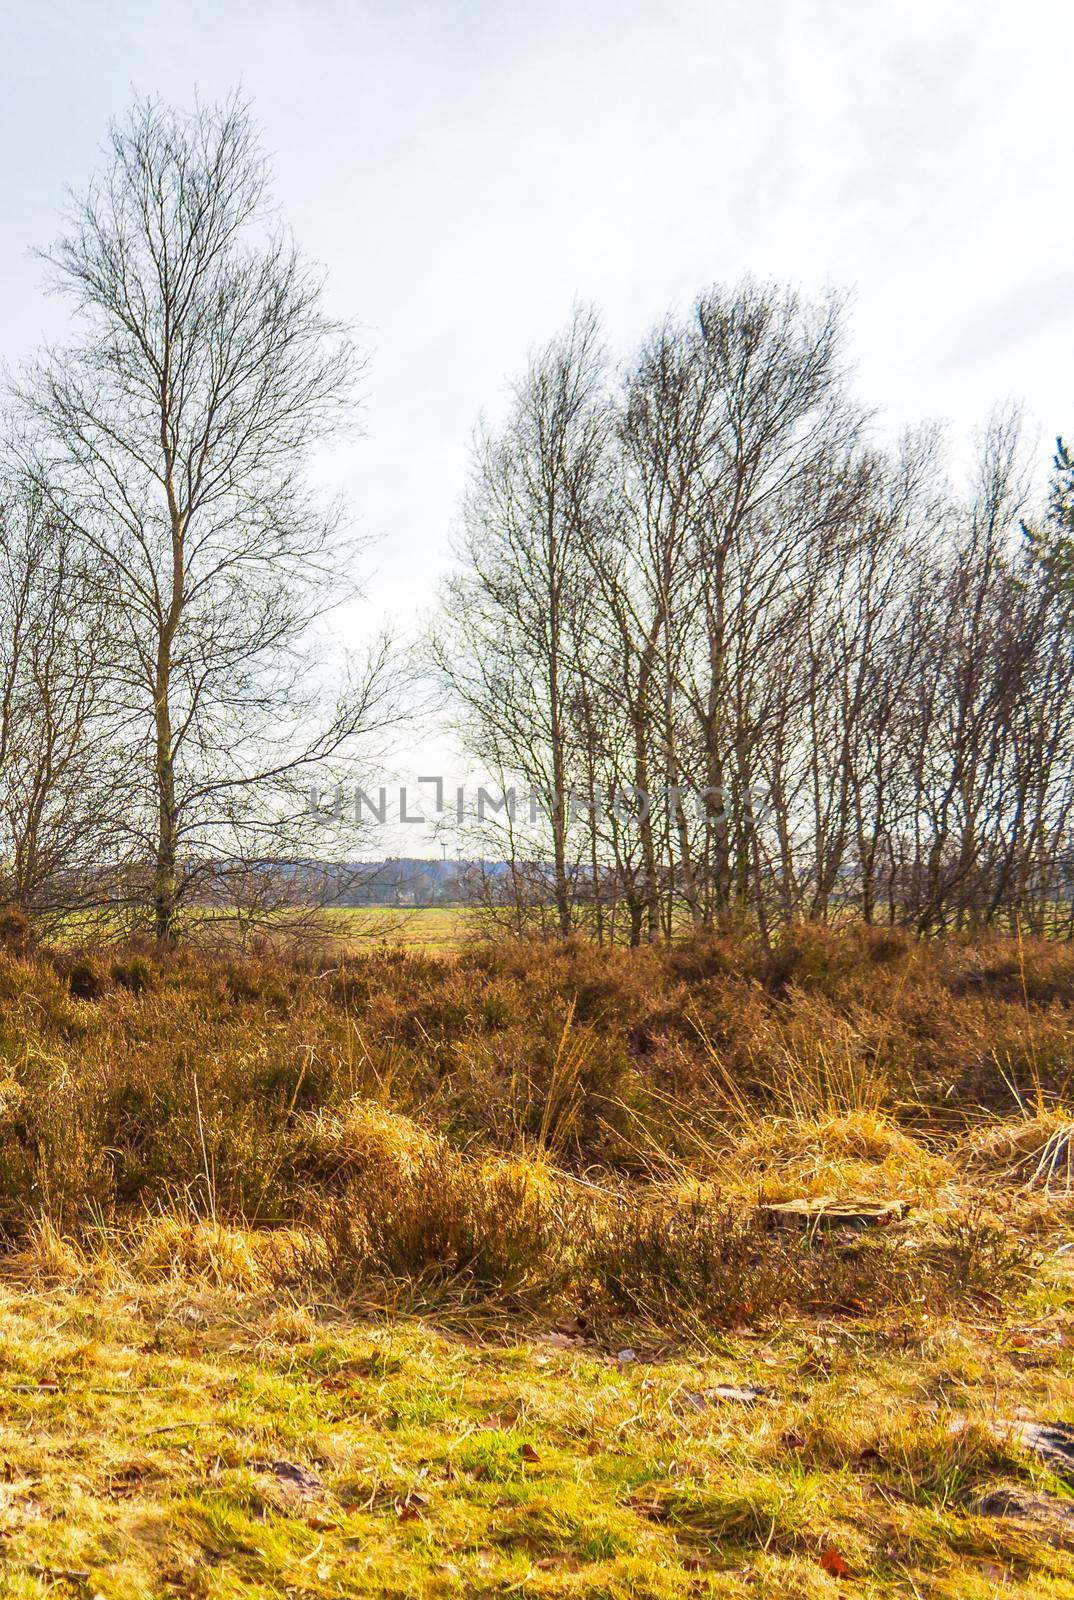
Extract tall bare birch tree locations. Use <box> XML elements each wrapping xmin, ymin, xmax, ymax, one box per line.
<box><xmin>23</xmin><ymin>97</ymin><xmax>381</xmax><ymax>942</ymax></box>
<box><xmin>0</xmin><ymin>476</ymin><xmax>124</xmax><ymax>926</ymax></box>
<box><xmin>439</xmin><ymin>284</ymin><xmax>1074</xmax><ymax>941</ymax></box>
<box><xmin>434</xmin><ymin>307</ymin><xmax>609</xmax><ymax>937</ymax></box>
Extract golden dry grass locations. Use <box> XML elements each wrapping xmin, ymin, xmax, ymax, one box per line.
<box><xmin>0</xmin><ymin>1224</ymin><xmax>1069</xmax><ymax>1599</ymax></box>
<box><xmin>0</xmin><ymin>926</ymin><xmax>1072</xmax><ymax>1591</ymax></box>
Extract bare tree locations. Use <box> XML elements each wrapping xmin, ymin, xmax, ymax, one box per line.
<box><xmin>592</xmin><ymin>284</ymin><xmax>865</xmax><ymax>937</ymax></box>
<box><xmin>438</xmin><ymin>282</ymin><xmax>1074</xmax><ymax>945</ymax></box>
<box><xmin>433</xmin><ymin>306</ymin><xmax>610</xmax><ymax>937</ymax></box>
<box><xmin>0</xmin><ymin>476</ymin><xmax>126</xmax><ymax>928</ymax></box>
<box><xmin>20</xmin><ymin>96</ymin><xmax>387</xmax><ymax>943</ymax></box>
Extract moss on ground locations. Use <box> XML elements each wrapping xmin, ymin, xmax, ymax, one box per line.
<box><xmin>0</xmin><ymin>1251</ymin><xmax>1070</xmax><ymax>1599</ymax></box>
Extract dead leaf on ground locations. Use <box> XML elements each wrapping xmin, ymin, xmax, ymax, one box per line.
<box><xmin>818</xmin><ymin>1545</ymin><xmax>851</xmax><ymax>1578</ymax></box>
<box><xmin>394</xmin><ymin>1490</ymin><xmax>428</xmax><ymax>1521</ymax></box>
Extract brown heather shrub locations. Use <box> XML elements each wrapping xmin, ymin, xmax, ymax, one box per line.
<box><xmin>579</xmin><ymin>1193</ymin><xmax>1033</xmax><ymax>1327</ymax></box>
<box><xmin>0</xmin><ymin>906</ymin><xmax>35</xmax><ymax>958</ymax></box>
<box><xmin>0</xmin><ymin>922</ymin><xmax>1065</xmax><ymax>1332</ymax></box>
<box><xmin>580</xmin><ymin>1197</ymin><xmax>787</xmax><ymax>1324</ymax></box>
<box><xmin>759</xmin><ymin>922</ymin><xmax>861</xmax><ymax>997</ymax></box>
<box><xmin>313</xmin><ymin>1142</ymin><xmax>578</xmax><ymax>1303</ymax></box>
<box><xmin>944</xmin><ymin>941</ymin><xmax>1074</xmax><ymax>1007</ymax></box>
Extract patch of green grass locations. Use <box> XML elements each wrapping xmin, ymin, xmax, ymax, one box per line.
<box><xmin>0</xmin><ymin>1265</ymin><xmax>1071</xmax><ymax>1598</ymax></box>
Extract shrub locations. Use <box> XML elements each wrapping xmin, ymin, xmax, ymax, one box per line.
<box><xmin>0</xmin><ymin>920</ymin><xmax>1064</xmax><ymax>1312</ymax></box>
<box><xmin>580</xmin><ymin>1196</ymin><xmax>791</xmax><ymax>1325</ymax></box>
<box><xmin>110</xmin><ymin>954</ymin><xmax>155</xmax><ymax>994</ymax></box>
<box><xmin>579</xmin><ymin>1189</ymin><xmax>1027</xmax><ymax>1330</ymax></box>
<box><xmin>0</xmin><ymin>906</ymin><xmax>34</xmax><ymax>957</ymax></box>
<box><xmin>62</xmin><ymin>956</ymin><xmax>107</xmax><ymax>1001</ymax></box>
<box><xmin>759</xmin><ymin>923</ymin><xmax>860</xmax><ymax>997</ymax></box>
<box><xmin>314</xmin><ymin>1144</ymin><xmax>576</xmax><ymax>1303</ymax></box>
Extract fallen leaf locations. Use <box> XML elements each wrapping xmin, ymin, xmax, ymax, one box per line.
<box><xmin>818</xmin><ymin>1546</ymin><xmax>851</xmax><ymax>1579</ymax></box>
<box><xmin>393</xmin><ymin>1490</ymin><xmax>428</xmax><ymax>1521</ymax></box>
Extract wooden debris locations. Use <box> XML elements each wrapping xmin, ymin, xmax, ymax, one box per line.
<box><xmin>248</xmin><ymin>1458</ymin><xmax>325</xmax><ymax>1506</ymax></box>
<box><xmin>22</xmin><ymin>1564</ymin><xmax>92</xmax><ymax>1584</ymax></box>
<box><xmin>677</xmin><ymin>1383</ymin><xmax>775</xmax><ymax>1409</ymax></box>
<box><xmin>996</xmin><ymin>1419</ymin><xmax>1074</xmax><ymax>1483</ymax></box>
<box><xmin>956</xmin><ymin>1416</ymin><xmax>1074</xmax><ymax>1486</ymax></box>
<box><xmin>759</xmin><ymin>1197</ymin><xmax>909</xmax><ymax>1231</ymax></box>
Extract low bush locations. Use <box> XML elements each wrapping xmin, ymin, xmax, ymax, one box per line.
<box><xmin>314</xmin><ymin>1144</ymin><xmax>577</xmax><ymax>1303</ymax></box>
<box><xmin>579</xmin><ymin>1190</ymin><xmax>1034</xmax><ymax>1328</ymax></box>
<box><xmin>580</xmin><ymin>1196</ymin><xmax>787</xmax><ymax>1324</ymax></box>
<box><xmin>0</xmin><ymin>923</ymin><xmax>1061</xmax><ymax>1329</ymax></box>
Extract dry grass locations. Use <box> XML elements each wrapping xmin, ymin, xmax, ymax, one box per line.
<box><xmin>697</xmin><ymin>1109</ymin><xmax>955</xmax><ymax>1205</ymax></box>
<box><xmin>0</xmin><ymin>924</ymin><xmax>1072</xmax><ymax>1590</ymax></box>
<box><xmin>0</xmin><ymin>1240</ymin><xmax>1068</xmax><ymax>1598</ymax></box>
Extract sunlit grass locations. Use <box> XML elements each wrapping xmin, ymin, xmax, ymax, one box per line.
<box><xmin>0</xmin><ymin>1251</ymin><xmax>1071</xmax><ymax>1598</ymax></box>
<box><xmin>0</xmin><ymin>926</ymin><xmax>1073</xmax><ymax>1591</ymax></box>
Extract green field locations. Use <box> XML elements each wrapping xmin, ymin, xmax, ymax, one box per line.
<box><xmin>1</xmin><ymin>1242</ymin><xmax>1072</xmax><ymax>1600</ymax></box>
<box><xmin>328</xmin><ymin>905</ymin><xmax>477</xmax><ymax>949</ymax></box>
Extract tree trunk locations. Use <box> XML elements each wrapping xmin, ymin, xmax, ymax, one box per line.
<box><xmin>152</xmin><ymin>653</ymin><xmax>179</xmax><ymax>945</ymax></box>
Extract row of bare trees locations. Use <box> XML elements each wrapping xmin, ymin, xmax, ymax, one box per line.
<box><xmin>3</xmin><ymin>95</ymin><xmax>1070</xmax><ymax>947</ymax></box>
<box><xmin>436</xmin><ymin>290</ymin><xmax>1074</xmax><ymax>941</ymax></box>
<box><xmin>0</xmin><ymin>96</ymin><xmax>393</xmax><ymax>943</ymax></box>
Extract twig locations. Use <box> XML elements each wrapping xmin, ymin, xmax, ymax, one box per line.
<box><xmin>143</xmin><ymin>1419</ymin><xmax>215</xmax><ymax>1436</ymax></box>
<box><xmin>21</xmin><ymin>1564</ymin><xmax>92</xmax><ymax>1584</ymax></box>
<box><xmin>0</xmin><ymin>1381</ymin><xmax>132</xmax><ymax>1396</ymax></box>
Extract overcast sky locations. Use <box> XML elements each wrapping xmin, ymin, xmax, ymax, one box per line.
<box><xmin>1</xmin><ymin>0</ymin><xmax>1071</xmax><ymax>842</ymax></box>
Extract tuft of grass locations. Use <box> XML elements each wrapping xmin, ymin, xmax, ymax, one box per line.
<box><xmin>311</xmin><ymin>1141</ymin><xmax>579</xmax><ymax>1308</ymax></box>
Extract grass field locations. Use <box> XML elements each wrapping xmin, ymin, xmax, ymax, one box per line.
<box><xmin>0</xmin><ymin>925</ymin><xmax>1073</xmax><ymax>1594</ymax></box>
<box><xmin>0</xmin><ymin>1231</ymin><xmax>1071</xmax><ymax>1600</ymax></box>
<box><xmin>328</xmin><ymin>905</ymin><xmax>477</xmax><ymax>949</ymax></box>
